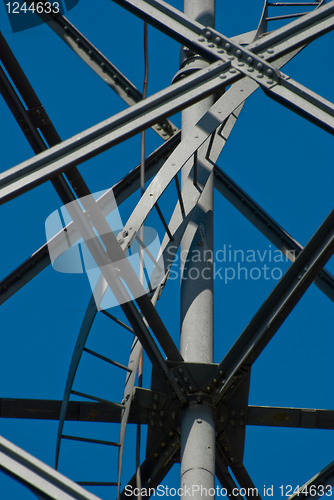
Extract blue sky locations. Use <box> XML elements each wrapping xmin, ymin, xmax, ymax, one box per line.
<box><xmin>0</xmin><ymin>0</ymin><xmax>334</xmax><ymax>499</ymax></box>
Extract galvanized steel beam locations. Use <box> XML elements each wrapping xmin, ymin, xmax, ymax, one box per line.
<box><xmin>213</xmin><ymin>207</ymin><xmax>334</xmax><ymax>404</ymax></box>
<box><xmin>0</xmin><ymin>435</ymin><xmax>102</xmax><ymax>500</ymax></box>
<box><xmin>247</xmin><ymin>406</ymin><xmax>334</xmax><ymax>429</ymax></box>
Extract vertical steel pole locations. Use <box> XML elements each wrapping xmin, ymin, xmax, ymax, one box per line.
<box><xmin>180</xmin><ymin>0</ymin><xmax>216</xmax><ymax>498</ymax></box>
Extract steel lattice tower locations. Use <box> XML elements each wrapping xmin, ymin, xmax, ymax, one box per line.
<box><xmin>1</xmin><ymin>0</ymin><xmax>334</xmax><ymax>499</ymax></box>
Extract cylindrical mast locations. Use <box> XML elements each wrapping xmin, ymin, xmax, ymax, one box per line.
<box><xmin>180</xmin><ymin>1</ymin><xmax>216</xmax><ymax>498</ymax></box>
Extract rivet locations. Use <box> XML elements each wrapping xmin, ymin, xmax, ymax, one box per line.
<box><xmin>217</xmin><ymin>49</ymin><xmax>224</xmax><ymax>53</ymax></box>
<box><xmin>122</xmin><ymin>230</ymin><xmax>128</xmax><ymax>237</ymax></box>
<box><xmin>225</xmin><ymin>43</ymin><xmax>231</xmax><ymax>51</ymax></box>
<box><xmin>236</xmin><ymin>49</ymin><xmax>242</xmax><ymax>58</ymax></box>
<box><xmin>198</xmin><ymin>37</ymin><xmax>205</xmax><ymax>42</ymax></box>
<box><xmin>240</xmin><ymin>410</ymin><xmax>245</xmax><ymax>417</ymax></box>
<box><xmin>213</xmin><ymin>379</ymin><xmax>218</xmax><ymax>384</ymax></box>
<box><xmin>208</xmin><ymin>43</ymin><xmax>214</xmax><ymax>48</ymax></box>
<box><xmin>215</xmin><ymin>37</ymin><xmax>222</xmax><ymax>45</ymax></box>
<box><xmin>88</xmin><ymin>50</ymin><xmax>93</xmax><ymax>57</ymax></box>
<box><xmin>189</xmin><ymin>386</ymin><xmax>194</xmax><ymax>392</ymax></box>
<box><xmin>247</xmin><ymin>56</ymin><xmax>253</xmax><ymax>64</ymax></box>
<box><xmin>174</xmin><ymin>377</ymin><xmax>179</xmax><ymax>383</ymax></box>
<box><xmin>230</xmin><ymin>420</ymin><xmax>236</xmax><ymax>427</ymax></box>
<box><xmin>257</xmin><ymin>62</ymin><xmax>263</xmax><ymax>71</ymax></box>
<box><xmin>153</xmin><ymin>404</ymin><xmax>158</xmax><ymax>411</ymax></box>
<box><xmin>76</xmin><ymin>38</ymin><xmax>80</xmax><ymax>45</ymax></box>
<box><xmin>267</xmin><ymin>49</ymin><xmax>274</xmax><ymax>54</ymax></box>
<box><xmin>223</xmin><ymin>446</ymin><xmax>229</xmax><ymax>452</ymax></box>
<box><xmin>238</xmin><ymin>63</ymin><xmax>244</xmax><ymax>67</ymax></box>
<box><xmin>159</xmin><ymin>421</ymin><xmax>164</xmax><ymax>428</ymax></box>
<box><xmin>153</xmin><ymin>453</ymin><xmax>159</xmax><ymax>459</ymax></box>
<box><xmin>205</xmin><ymin>31</ymin><xmax>212</xmax><ymax>39</ymax></box>
<box><xmin>257</xmin><ymin>74</ymin><xmax>264</xmax><ymax>78</ymax></box>
<box><xmin>239</xmin><ymin>420</ymin><xmax>245</xmax><ymax>427</ymax></box>
<box><xmin>230</xmin><ymin>457</ymin><xmax>235</xmax><ymax>463</ymax></box>
<box><xmin>171</xmin><ymin>412</ymin><xmax>176</xmax><ymax>420</ymax></box>
<box><xmin>219</xmin><ymin>74</ymin><xmax>226</xmax><ymax>79</ymax></box>
<box><xmin>267</xmin><ymin>80</ymin><xmax>274</xmax><ymax>84</ymax></box>
<box><xmin>64</xmin><ymin>25</ymin><xmax>68</xmax><ymax>31</ymax></box>
<box><xmin>150</xmin><ymin>420</ymin><xmax>155</xmax><ymax>426</ymax></box>
<box><xmin>180</xmin><ymin>388</ymin><xmax>185</xmax><ymax>393</ymax></box>
<box><xmin>219</xmin><ymin>370</ymin><xmax>223</xmax><ymax>376</ymax></box>
<box><xmin>197</xmin><ymin>419</ymin><xmax>202</xmax><ymax>424</ymax></box>
<box><xmin>248</xmin><ymin>68</ymin><xmax>254</xmax><ymax>72</ymax></box>
<box><xmin>169</xmin><ymin>431</ymin><xmax>174</xmax><ymax>438</ymax></box>
<box><xmin>100</xmin><ymin>63</ymin><xmax>105</xmax><ymax>70</ymax></box>
<box><xmin>161</xmin><ymin>442</ymin><xmax>167</xmax><ymax>448</ymax></box>
<box><xmin>196</xmin><ymin>397</ymin><xmax>202</xmax><ymax>404</ymax></box>
<box><xmin>230</xmin><ymin>69</ymin><xmax>237</xmax><ymax>74</ymax></box>
<box><xmin>178</xmin><ymin>368</ymin><xmax>183</xmax><ymax>374</ymax></box>
<box><xmin>153</xmin><ymin>393</ymin><xmax>159</xmax><ymax>401</ymax></box>
<box><xmin>184</xmin><ymin>377</ymin><xmax>188</xmax><ymax>383</ymax></box>
<box><xmin>206</xmin><ymin>386</ymin><xmax>211</xmax><ymax>392</ymax></box>
<box><xmin>267</xmin><ymin>68</ymin><xmax>273</xmax><ymax>76</ymax></box>
<box><xmin>228</xmin><ymin>56</ymin><xmax>235</xmax><ymax>60</ymax></box>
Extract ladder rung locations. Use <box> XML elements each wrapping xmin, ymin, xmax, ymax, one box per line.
<box><xmin>62</xmin><ymin>434</ymin><xmax>120</xmax><ymax>447</ymax></box>
<box><xmin>135</xmin><ymin>234</ymin><xmax>164</xmax><ymax>270</ymax></box>
<box><xmin>154</xmin><ymin>203</ymin><xmax>173</xmax><ymax>241</ymax></box>
<box><xmin>174</xmin><ymin>175</ymin><xmax>185</xmax><ymax>215</ymax></box>
<box><xmin>83</xmin><ymin>347</ymin><xmax>132</xmax><ymax>372</ymax></box>
<box><xmin>266</xmin><ymin>12</ymin><xmax>306</xmax><ymax>20</ymax></box>
<box><xmin>100</xmin><ymin>309</ymin><xmax>134</xmax><ymax>334</ymax></box>
<box><xmin>77</xmin><ymin>482</ymin><xmax>118</xmax><ymax>486</ymax></box>
<box><xmin>268</xmin><ymin>2</ymin><xmax>319</xmax><ymax>5</ymax></box>
<box><xmin>193</xmin><ymin>150</ymin><xmax>198</xmax><ymax>186</ymax></box>
<box><xmin>70</xmin><ymin>390</ymin><xmax>124</xmax><ymax>409</ymax></box>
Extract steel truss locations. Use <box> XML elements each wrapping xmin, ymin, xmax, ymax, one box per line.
<box><xmin>1</xmin><ymin>0</ymin><xmax>334</xmax><ymax>499</ymax></box>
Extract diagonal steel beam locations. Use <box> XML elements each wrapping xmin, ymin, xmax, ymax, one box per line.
<box><xmin>0</xmin><ymin>59</ymin><xmax>232</xmax><ymax>205</ymax></box>
<box><xmin>213</xmin><ymin>207</ymin><xmax>334</xmax><ymax>404</ymax></box>
<box><xmin>0</xmin><ymin>435</ymin><xmax>102</xmax><ymax>500</ymax></box>
<box><xmin>247</xmin><ymin>406</ymin><xmax>334</xmax><ymax>429</ymax></box>
<box><xmin>1</xmin><ymin>0</ymin><xmax>334</xmax><ymax>205</ymax></box>
<box><xmin>119</xmin><ymin>435</ymin><xmax>179</xmax><ymax>500</ymax></box>
<box><xmin>288</xmin><ymin>460</ymin><xmax>334</xmax><ymax>500</ymax></box>
<box><xmin>213</xmin><ymin>164</ymin><xmax>334</xmax><ymax>303</ymax></box>
<box><xmin>110</xmin><ymin>0</ymin><xmax>334</xmax><ymax>65</ymax></box>
<box><xmin>215</xmin><ymin>449</ymin><xmax>253</xmax><ymax>499</ymax></box>
<box><xmin>0</xmin><ymin>132</ymin><xmax>180</xmax><ymax>306</ymax></box>
<box><xmin>33</xmin><ymin>10</ymin><xmax>177</xmax><ymax>140</ymax></box>
<box><xmin>230</xmin><ymin>464</ymin><xmax>261</xmax><ymax>500</ymax></box>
